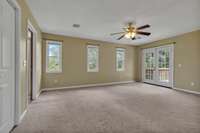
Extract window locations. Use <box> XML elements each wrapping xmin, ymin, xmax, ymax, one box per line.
<box><xmin>46</xmin><ymin>40</ymin><xmax>62</xmax><ymax>73</ymax></box>
<box><xmin>87</xmin><ymin>45</ymin><xmax>99</xmax><ymax>72</ymax></box>
<box><xmin>116</xmin><ymin>48</ymin><xmax>125</xmax><ymax>71</ymax></box>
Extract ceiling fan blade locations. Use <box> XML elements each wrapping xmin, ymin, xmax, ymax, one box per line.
<box><xmin>110</xmin><ymin>32</ymin><xmax>125</xmax><ymax>36</ymax></box>
<box><xmin>132</xmin><ymin>37</ymin><xmax>136</xmax><ymax>40</ymax></box>
<box><xmin>132</xmin><ymin>36</ymin><xmax>142</xmax><ymax>40</ymax></box>
<box><xmin>117</xmin><ymin>34</ymin><xmax>125</xmax><ymax>40</ymax></box>
<box><xmin>137</xmin><ymin>24</ymin><xmax>150</xmax><ymax>30</ymax></box>
<box><xmin>137</xmin><ymin>31</ymin><xmax>151</xmax><ymax>36</ymax></box>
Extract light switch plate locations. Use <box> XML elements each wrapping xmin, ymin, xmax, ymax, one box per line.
<box><xmin>23</xmin><ymin>60</ymin><xmax>27</xmax><ymax>67</ymax></box>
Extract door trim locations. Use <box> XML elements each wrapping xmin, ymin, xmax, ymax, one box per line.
<box><xmin>27</xmin><ymin>20</ymin><xmax>37</xmax><ymax>103</ymax></box>
<box><xmin>7</xmin><ymin>0</ymin><xmax>21</xmax><ymax>126</ymax></box>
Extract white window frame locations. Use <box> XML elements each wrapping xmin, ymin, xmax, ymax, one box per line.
<box><xmin>46</xmin><ymin>40</ymin><xmax>62</xmax><ymax>73</ymax></box>
<box><xmin>87</xmin><ymin>45</ymin><xmax>99</xmax><ymax>72</ymax></box>
<box><xmin>116</xmin><ymin>48</ymin><xmax>125</xmax><ymax>72</ymax></box>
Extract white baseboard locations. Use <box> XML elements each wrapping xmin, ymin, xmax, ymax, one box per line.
<box><xmin>173</xmin><ymin>87</ymin><xmax>200</xmax><ymax>95</ymax></box>
<box><xmin>19</xmin><ymin>109</ymin><xmax>27</xmax><ymax>124</ymax></box>
<box><xmin>36</xmin><ymin>89</ymin><xmax>42</xmax><ymax>98</ymax></box>
<box><xmin>42</xmin><ymin>80</ymin><xmax>135</xmax><ymax>92</ymax></box>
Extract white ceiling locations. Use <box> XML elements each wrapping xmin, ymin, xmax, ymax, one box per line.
<box><xmin>27</xmin><ymin>0</ymin><xmax>200</xmax><ymax>45</ymax></box>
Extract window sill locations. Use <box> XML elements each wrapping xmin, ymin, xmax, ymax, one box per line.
<box><xmin>46</xmin><ymin>71</ymin><xmax>62</xmax><ymax>74</ymax></box>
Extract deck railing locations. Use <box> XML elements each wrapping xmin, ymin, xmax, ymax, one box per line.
<box><xmin>145</xmin><ymin>68</ymin><xmax>169</xmax><ymax>82</ymax></box>
<box><xmin>158</xmin><ymin>68</ymin><xmax>169</xmax><ymax>82</ymax></box>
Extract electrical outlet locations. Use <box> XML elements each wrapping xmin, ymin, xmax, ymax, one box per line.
<box><xmin>178</xmin><ymin>64</ymin><xmax>182</xmax><ymax>68</ymax></box>
<box><xmin>190</xmin><ymin>82</ymin><xmax>195</xmax><ymax>86</ymax></box>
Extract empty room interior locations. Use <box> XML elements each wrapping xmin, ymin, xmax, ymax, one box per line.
<box><xmin>0</xmin><ymin>0</ymin><xmax>200</xmax><ymax>133</ymax></box>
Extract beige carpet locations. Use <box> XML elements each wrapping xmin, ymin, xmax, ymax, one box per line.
<box><xmin>12</xmin><ymin>83</ymin><xmax>200</xmax><ymax>133</ymax></box>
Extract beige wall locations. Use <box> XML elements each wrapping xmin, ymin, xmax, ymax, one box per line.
<box><xmin>41</xmin><ymin>31</ymin><xmax>200</xmax><ymax>92</ymax></box>
<box><xmin>42</xmin><ymin>33</ymin><xmax>137</xmax><ymax>89</ymax></box>
<box><xmin>137</xmin><ymin>30</ymin><xmax>200</xmax><ymax>92</ymax></box>
<box><xmin>17</xmin><ymin>0</ymin><xmax>42</xmax><ymax>115</ymax></box>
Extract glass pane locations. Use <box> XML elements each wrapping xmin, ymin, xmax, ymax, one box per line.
<box><xmin>158</xmin><ymin>49</ymin><xmax>169</xmax><ymax>82</ymax></box>
<box><xmin>145</xmin><ymin>51</ymin><xmax>155</xmax><ymax>80</ymax></box>
<box><xmin>88</xmin><ymin>46</ymin><xmax>98</xmax><ymax>71</ymax></box>
<box><xmin>47</xmin><ymin>42</ymin><xmax>61</xmax><ymax>72</ymax></box>
<box><xmin>116</xmin><ymin>48</ymin><xmax>125</xmax><ymax>71</ymax></box>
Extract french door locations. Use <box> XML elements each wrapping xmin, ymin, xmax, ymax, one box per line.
<box><xmin>142</xmin><ymin>45</ymin><xmax>174</xmax><ymax>87</ymax></box>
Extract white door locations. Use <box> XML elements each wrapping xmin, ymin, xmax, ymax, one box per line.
<box><xmin>142</xmin><ymin>48</ymin><xmax>156</xmax><ymax>84</ymax></box>
<box><xmin>156</xmin><ymin>45</ymin><xmax>173</xmax><ymax>87</ymax></box>
<box><xmin>0</xmin><ymin>0</ymin><xmax>16</xmax><ymax>132</ymax></box>
<box><xmin>142</xmin><ymin>45</ymin><xmax>173</xmax><ymax>87</ymax></box>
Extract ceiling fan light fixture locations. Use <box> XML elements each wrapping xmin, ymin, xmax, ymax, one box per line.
<box><xmin>110</xmin><ymin>23</ymin><xmax>150</xmax><ymax>40</ymax></box>
<box><xmin>125</xmin><ymin>32</ymin><xmax>136</xmax><ymax>39</ymax></box>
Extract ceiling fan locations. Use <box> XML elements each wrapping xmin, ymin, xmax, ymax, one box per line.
<box><xmin>110</xmin><ymin>23</ymin><xmax>151</xmax><ymax>40</ymax></box>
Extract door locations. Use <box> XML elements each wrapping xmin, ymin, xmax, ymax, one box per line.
<box><xmin>27</xmin><ymin>29</ymin><xmax>33</xmax><ymax>103</ymax></box>
<box><xmin>142</xmin><ymin>48</ymin><xmax>156</xmax><ymax>84</ymax></box>
<box><xmin>142</xmin><ymin>45</ymin><xmax>173</xmax><ymax>87</ymax></box>
<box><xmin>0</xmin><ymin>0</ymin><xmax>15</xmax><ymax>132</ymax></box>
<box><xmin>156</xmin><ymin>45</ymin><xmax>173</xmax><ymax>87</ymax></box>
